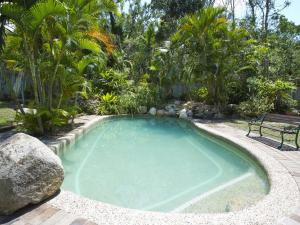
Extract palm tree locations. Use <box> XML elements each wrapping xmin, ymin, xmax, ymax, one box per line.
<box><xmin>1</xmin><ymin>0</ymin><xmax>67</xmax><ymax>133</ymax></box>
<box><xmin>0</xmin><ymin>0</ymin><xmax>117</xmax><ymax>134</ymax></box>
<box><xmin>172</xmin><ymin>7</ymin><xmax>247</xmax><ymax>106</ymax></box>
<box><xmin>0</xmin><ymin>0</ymin><xmax>39</xmax><ymax>51</ymax></box>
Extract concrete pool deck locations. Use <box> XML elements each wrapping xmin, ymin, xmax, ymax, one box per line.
<box><xmin>36</xmin><ymin>115</ymin><xmax>300</xmax><ymax>225</ymax></box>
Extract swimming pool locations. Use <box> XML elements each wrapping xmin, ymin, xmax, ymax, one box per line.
<box><xmin>60</xmin><ymin>117</ymin><xmax>269</xmax><ymax>213</ymax></box>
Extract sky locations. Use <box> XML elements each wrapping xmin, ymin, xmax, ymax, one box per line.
<box><xmin>214</xmin><ymin>0</ymin><xmax>300</xmax><ymax>25</ymax></box>
<box><xmin>138</xmin><ymin>0</ymin><xmax>300</xmax><ymax>25</ymax></box>
<box><xmin>280</xmin><ymin>0</ymin><xmax>300</xmax><ymax>24</ymax></box>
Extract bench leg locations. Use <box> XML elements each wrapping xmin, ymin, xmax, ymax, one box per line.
<box><xmin>247</xmin><ymin>124</ymin><xmax>251</xmax><ymax>136</ymax></box>
<box><xmin>296</xmin><ymin>133</ymin><xmax>299</xmax><ymax>150</ymax></box>
<box><xmin>259</xmin><ymin>126</ymin><xmax>263</xmax><ymax>137</ymax></box>
<box><xmin>278</xmin><ymin>131</ymin><xmax>284</xmax><ymax>149</ymax></box>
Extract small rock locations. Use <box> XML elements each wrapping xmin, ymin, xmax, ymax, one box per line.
<box><xmin>148</xmin><ymin>107</ymin><xmax>157</xmax><ymax>116</ymax></box>
<box><xmin>187</xmin><ymin>110</ymin><xmax>193</xmax><ymax>117</ymax></box>
<box><xmin>165</xmin><ymin>104</ymin><xmax>176</xmax><ymax>111</ymax></box>
<box><xmin>183</xmin><ymin>101</ymin><xmax>193</xmax><ymax>110</ymax></box>
<box><xmin>166</xmin><ymin>108</ymin><xmax>176</xmax><ymax>116</ymax></box>
<box><xmin>174</xmin><ymin>100</ymin><xmax>181</xmax><ymax>105</ymax></box>
<box><xmin>138</xmin><ymin>106</ymin><xmax>147</xmax><ymax>114</ymax></box>
<box><xmin>157</xmin><ymin>109</ymin><xmax>166</xmax><ymax>116</ymax></box>
<box><xmin>0</xmin><ymin>133</ymin><xmax>64</xmax><ymax>215</ymax></box>
<box><xmin>179</xmin><ymin>109</ymin><xmax>188</xmax><ymax>119</ymax></box>
<box><xmin>17</xmin><ymin>108</ymin><xmax>37</xmax><ymax>115</ymax></box>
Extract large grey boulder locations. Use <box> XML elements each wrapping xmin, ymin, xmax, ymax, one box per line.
<box><xmin>0</xmin><ymin>133</ymin><xmax>64</xmax><ymax>215</ymax></box>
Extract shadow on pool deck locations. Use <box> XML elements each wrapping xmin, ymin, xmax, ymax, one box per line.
<box><xmin>248</xmin><ymin>136</ymin><xmax>298</xmax><ymax>151</ymax></box>
<box><xmin>0</xmin><ymin>191</ymin><xmax>60</xmax><ymax>224</ymax></box>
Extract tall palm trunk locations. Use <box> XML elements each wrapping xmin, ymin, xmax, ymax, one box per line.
<box><xmin>23</xmin><ymin>35</ymin><xmax>44</xmax><ymax>134</ymax></box>
<box><xmin>48</xmin><ymin>49</ymin><xmax>64</xmax><ymax>110</ymax></box>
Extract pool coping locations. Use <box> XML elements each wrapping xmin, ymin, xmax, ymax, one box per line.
<box><xmin>46</xmin><ymin>115</ymin><xmax>300</xmax><ymax>225</ymax></box>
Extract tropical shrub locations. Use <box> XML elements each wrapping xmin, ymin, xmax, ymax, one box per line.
<box><xmin>0</xmin><ymin>0</ymin><xmax>118</xmax><ymax>134</ymax></box>
<box><xmin>172</xmin><ymin>7</ymin><xmax>251</xmax><ymax>106</ymax></box>
<box><xmin>16</xmin><ymin>107</ymin><xmax>71</xmax><ymax>135</ymax></box>
<box><xmin>118</xmin><ymin>81</ymin><xmax>157</xmax><ymax>114</ymax></box>
<box><xmin>93</xmin><ymin>69</ymin><xmax>129</xmax><ymax>95</ymax></box>
<box><xmin>191</xmin><ymin>87</ymin><xmax>209</xmax><ymax>102</ymax></box>
<box><xmin>238</xmin><ymin>97</ymin><xmax>274</xmax><ymax>117</ymax></box>
<box><xmin>135</xmin><ymin>81</ymin><xmax>157</xmax><ymax>108</ymax></box>
<box><xmin>98</xmin><ymin>93</ymin><xmax>119</xmax><ymax>115</ymax></box>
<box><xmin>239</xmin><ymin>78</ymin><xmax>297</xmax><ymax>117</ymax></box>
<box><xmin>79</xmin><ymin>97</ymin><xmax>101</xmax><ymax>115</ymax></box>
<box><xmin>247</xmin><ymin>78</ymin><xmax>297</xmax><ymax>112</ymax></box>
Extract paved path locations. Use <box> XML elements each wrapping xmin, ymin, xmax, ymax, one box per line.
<box><xmin>0</xmin><ymin>203</ymin><xmax>96</xmax><ymax>225</ymax></box>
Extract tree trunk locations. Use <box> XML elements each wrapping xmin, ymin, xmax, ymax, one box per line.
<box><xmin>264</xmin><ymin>0</ymin><xmax>271</xmax><ymax>39</ymax></box>
<box><xmin>248</xmin><ymin>0</ymin><xmax>256</xmax><ymax>27</ymax></box>
<box><xmin>23</xmin><ymin>35</ymin><xmax>44</xmax><ymax>134</ymax></box>
<box><xmin>48</xmin><ymin>49</ymin><xmax>64</xmax><ymax>110</ymax></box>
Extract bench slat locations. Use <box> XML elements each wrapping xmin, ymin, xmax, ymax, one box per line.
<box><xmin>266</xmin><ymin>114</ymin><xmax>300</xmax><ymax>125</ymax></box>
<box><xmin>261</xmin><ymin>124</ymin><xmax>297</xmax><ymax>134</ymax></box>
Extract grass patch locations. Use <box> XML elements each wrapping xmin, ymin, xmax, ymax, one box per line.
<box><xmin>224</xmin><ymin>119</ymin><xmax>299</xmax><ymax>148</ymax></box>
<box><xmin>0</xmin><ymin>101</ymin><xmax>16</xmax><ymax>126</ymax></box>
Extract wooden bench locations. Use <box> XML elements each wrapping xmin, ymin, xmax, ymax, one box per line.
<box><xmin>247</xmin><ymin>113</ymin><xmax>300</xmax><ymax>149</ymax></box>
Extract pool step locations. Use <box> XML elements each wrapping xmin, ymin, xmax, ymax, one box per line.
<box><xmin>0</xmin><ymin>203</ymin><xmax>97</xmax><ymax>225</ymax></box>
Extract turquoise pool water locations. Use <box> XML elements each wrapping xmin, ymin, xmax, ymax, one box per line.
<box><xmin>60</xmin><ymin>117</ymin><xmax>269</xmax><ymax>213</ymax></box>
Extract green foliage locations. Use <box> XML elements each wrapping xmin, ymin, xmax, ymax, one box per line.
<box><xmin>239</xmin><ymin>78</ymin><xmax>297</xmax><ymax>117</ymax></box>
<box><xmin>248</xmin><ymin>77</ymin><xmax>296</xmax><ymax>112</ymax></box>
<box><xmin>98</xmin><ymin>93</ymin><xmax>119</xmax><ymax>115</ymax></box>
<box><xmin>118</xmin><ymin>80</ymin><xmax>157</xmax><ymax>114</ymax></box>
<box><xmin>94</xmin><ymin>69</ymin><xmax>128</xmax><ymax>94</ymax></box>
<box><xmin>97</xmin><ymin>79</ymin><xmax>157</xmax><ymax>115</ymax></box>
<box><xmin>1</xmin><ymin>0</ymin><xmax>117</xmax><ymax>134</ymax></box>
<box><xmin>2</xmin><ymin>0</ymin><xmax>300</xmax><ymax>127</ymax></box>
<box><xmin>151</xmin><ymin>0</ymin><xmax>208</xmax><ymax>40</ymax></box>
<box><xmin>0</xmin><ymin>102</ymin><xmax>16</xmax><ymax>126</ymax></box>
<box><xmin>238</xmin><ymin>97</ymin><xmax>274</xmax><ymax>117</ymax></box>
<box><xmin>78</xmin><ymin>39</ymin><xmax>102</xmax><ymax>54</ymax></box>
<box><xmin>191</xmin><ymin>87</ymin><xmax>208</xmax><ymax>102</ymax></box>
<box><xmin>29</xmin><ymin>0</ymin><xmax>66</xmax><ymax>29</ymax></box>
<box><xmin>16</xmin><ymin>107</ymin><xmax>72</xmax><ymax>135</ymax></box>
<box><xmin>173</xmin><ymin>7</ymin><xmax>250</xmax><ymax>105</ymax></box>
<box><xmin>151</xmin><ymin>0</ymin><xmax>206</xmax><ymax>20</ymax></box>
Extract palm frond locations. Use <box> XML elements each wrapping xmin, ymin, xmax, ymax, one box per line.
<box><xmin>99</xmin><ymin>0</ymin><xmax>119</xmax><ymax>15</ymax></box>
<box><xmin>0</xmin><ymin>3</ymin><xmax>26</xmax><ymax>25</ymax></box>
<box><xmin>29</xmin><ymin>0</ymin><xmax>66</xmax><ymax>29</ymax></box>
<box><xmin>76</xmin><ymin>57</ymin><xmax>95</xmax><ymax>74</ymax></box>
<box><xmin>77</xmin><ymin>38</ymin><xmax>101</xmax><ymax>54</ymax></box>
<box><xmin>87</xmin><ymin>27</ymin><xmax>115</xmax><ymax>54</ymax></box>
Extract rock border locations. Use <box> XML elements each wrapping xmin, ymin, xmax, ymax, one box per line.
<box><xmin>47</xmin><ymin>115</ymin><xmax>300</xmax><ymax>225</ymax></box>
<box><xmin>48</xmin><ymin>115</ymin><xmax>112</xmax><ymax>155</ymax></box>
